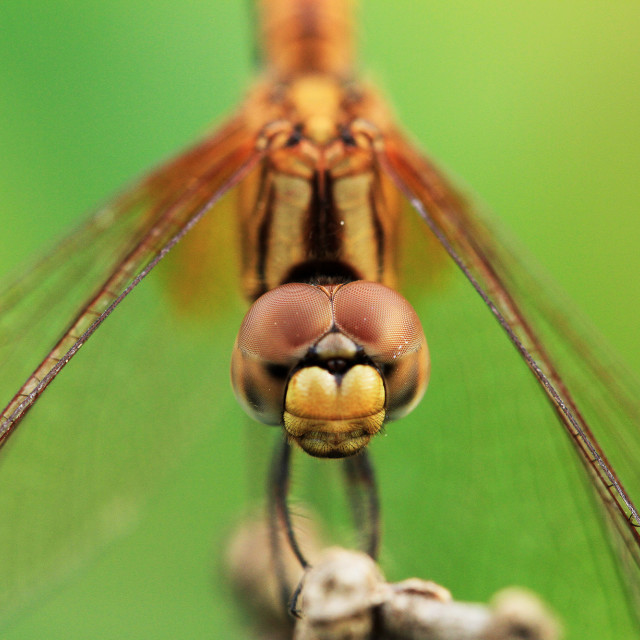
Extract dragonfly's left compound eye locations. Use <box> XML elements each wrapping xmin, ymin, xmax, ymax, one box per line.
<box><xmin>231</xmin><ymin>282</ymin><xmax>429</xmax><ymax>458</ymax></box>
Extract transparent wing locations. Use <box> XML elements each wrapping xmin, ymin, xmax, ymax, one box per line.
<box><xmin>377</xmin><ymin>131</ymin><xmax>640</xmax><ymax>630</ymax></box>
<box><xmin>0</xmin><ymin>115</ymin><xmax>261</xmax><ymax>447</ymax></box>
<box><xmin>0</xmin><ymin>114</ymin><xmax>263</xmax><ymax>622</ymax></box>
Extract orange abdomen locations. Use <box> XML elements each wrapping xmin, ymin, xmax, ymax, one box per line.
<box><xmin>257</xmin><ymin>0</ymin><xmax>355</xmax><ymax>77</ymax></box>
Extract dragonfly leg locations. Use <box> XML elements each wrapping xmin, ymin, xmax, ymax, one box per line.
<box><xmin>342</xmin><ymin>451</ymin><xmax>381</xmax><ymax>559</ymax></box>
<box><xmin>268</xmin><ymin>436</ymin><xmax>309</xmax><ymax>616</ymax></box>
<box><xmin>267</xmin><ymin>440</ymin><xmax>380</xmax><ymax>617</ymax></box>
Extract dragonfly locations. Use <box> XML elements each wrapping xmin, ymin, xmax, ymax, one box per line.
<box><xmin>1</xmin><ymin>1</ymin><xmax>639</xmax><ymax>638</ymax></box>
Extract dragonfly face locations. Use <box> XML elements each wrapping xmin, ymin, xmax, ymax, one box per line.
<box><xmin>1</xmin><ymin>1</ymin><xmax>640</xmax><ymax>638</ymax></box>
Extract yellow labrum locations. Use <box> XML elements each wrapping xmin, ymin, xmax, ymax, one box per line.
<box><xmin>283</xmin><ymin>364</ymin><xmax>385</xmax><ymax>458</ymax></box>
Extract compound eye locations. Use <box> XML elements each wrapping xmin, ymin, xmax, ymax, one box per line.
<box><xmin>332</xmin><ymin>281</ymin><xmax>429</xmax><ymax>419</ymax></box>
<box><xmin>231</xmin><ymin>283</ymin><xmax>333</xmax><ymax>425</ymax></box>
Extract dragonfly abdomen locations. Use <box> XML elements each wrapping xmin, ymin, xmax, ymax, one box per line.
<box><xmin>257</xmin><ymin>0</ymin><xmax>354</xmax><ymax>78</ymax></box>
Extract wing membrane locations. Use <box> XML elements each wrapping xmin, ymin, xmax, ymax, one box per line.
<box><xmin>0</xmin><ymin>115</ymin><xmax>261</xmax><ymax>449</ymax></box>
<box><xmin>379</xmin><ymin>131</ymin><xmax>640</xmax><ymax>608</ymax></box>
<box><xmin>0</xmin><ymin>114</ymin><xmax>264</xmax><ymax>621</ymax></box>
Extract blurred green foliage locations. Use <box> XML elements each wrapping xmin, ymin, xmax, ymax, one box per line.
<box><xmin>0</xmin><ymin>1</ymin><xmax>638</xmax><ymax>638</ymax></box>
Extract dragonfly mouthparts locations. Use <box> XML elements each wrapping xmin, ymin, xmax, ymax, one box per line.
<box><xmin>283</xmin><ymin>363</ymin><xmax>385</xmax><ymax>458</ymax></box>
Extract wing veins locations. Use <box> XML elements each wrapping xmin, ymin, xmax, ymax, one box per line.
<box><xmin>0</xmin><ymin>129</ymin><xmax>262</xmax><ymax>448</ymax></box>
<box><xmin>376</xmin><ymin>137</ymin><xmax>640</xmax><ymax>568</ymax></box>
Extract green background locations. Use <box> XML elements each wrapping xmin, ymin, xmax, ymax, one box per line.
<box><xmin>0</xmin><ymin>1</ymin><xmax>639</xmax><ymax>638</ymax></box>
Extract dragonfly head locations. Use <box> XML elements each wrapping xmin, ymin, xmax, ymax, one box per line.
<box><xmin>231</xmin><ymin>281</ymin><xmax>429</xmax><ymax>458</ymax></box>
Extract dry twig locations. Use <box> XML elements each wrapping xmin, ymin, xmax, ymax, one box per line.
<box><xmin>226</xmin><ymin>518</ymin><xmax>561</xmax><ymax>640</ymax></box>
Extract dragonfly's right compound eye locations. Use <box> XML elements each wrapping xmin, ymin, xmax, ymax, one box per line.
<box><xmin>231</xmin><ymin>283</ymin><xmax>335</xmax><ymax>426</ymax></box>
<box><xmin>231</xmin><ymin>282</ymin><xmax>429</xmax><ymax>458</ymax></box>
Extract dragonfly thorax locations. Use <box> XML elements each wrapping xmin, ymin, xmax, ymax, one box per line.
<box><xmin>237</xmin><ymin>111</ymin><xmax>402</xmax><ymax>300</ymax></box>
